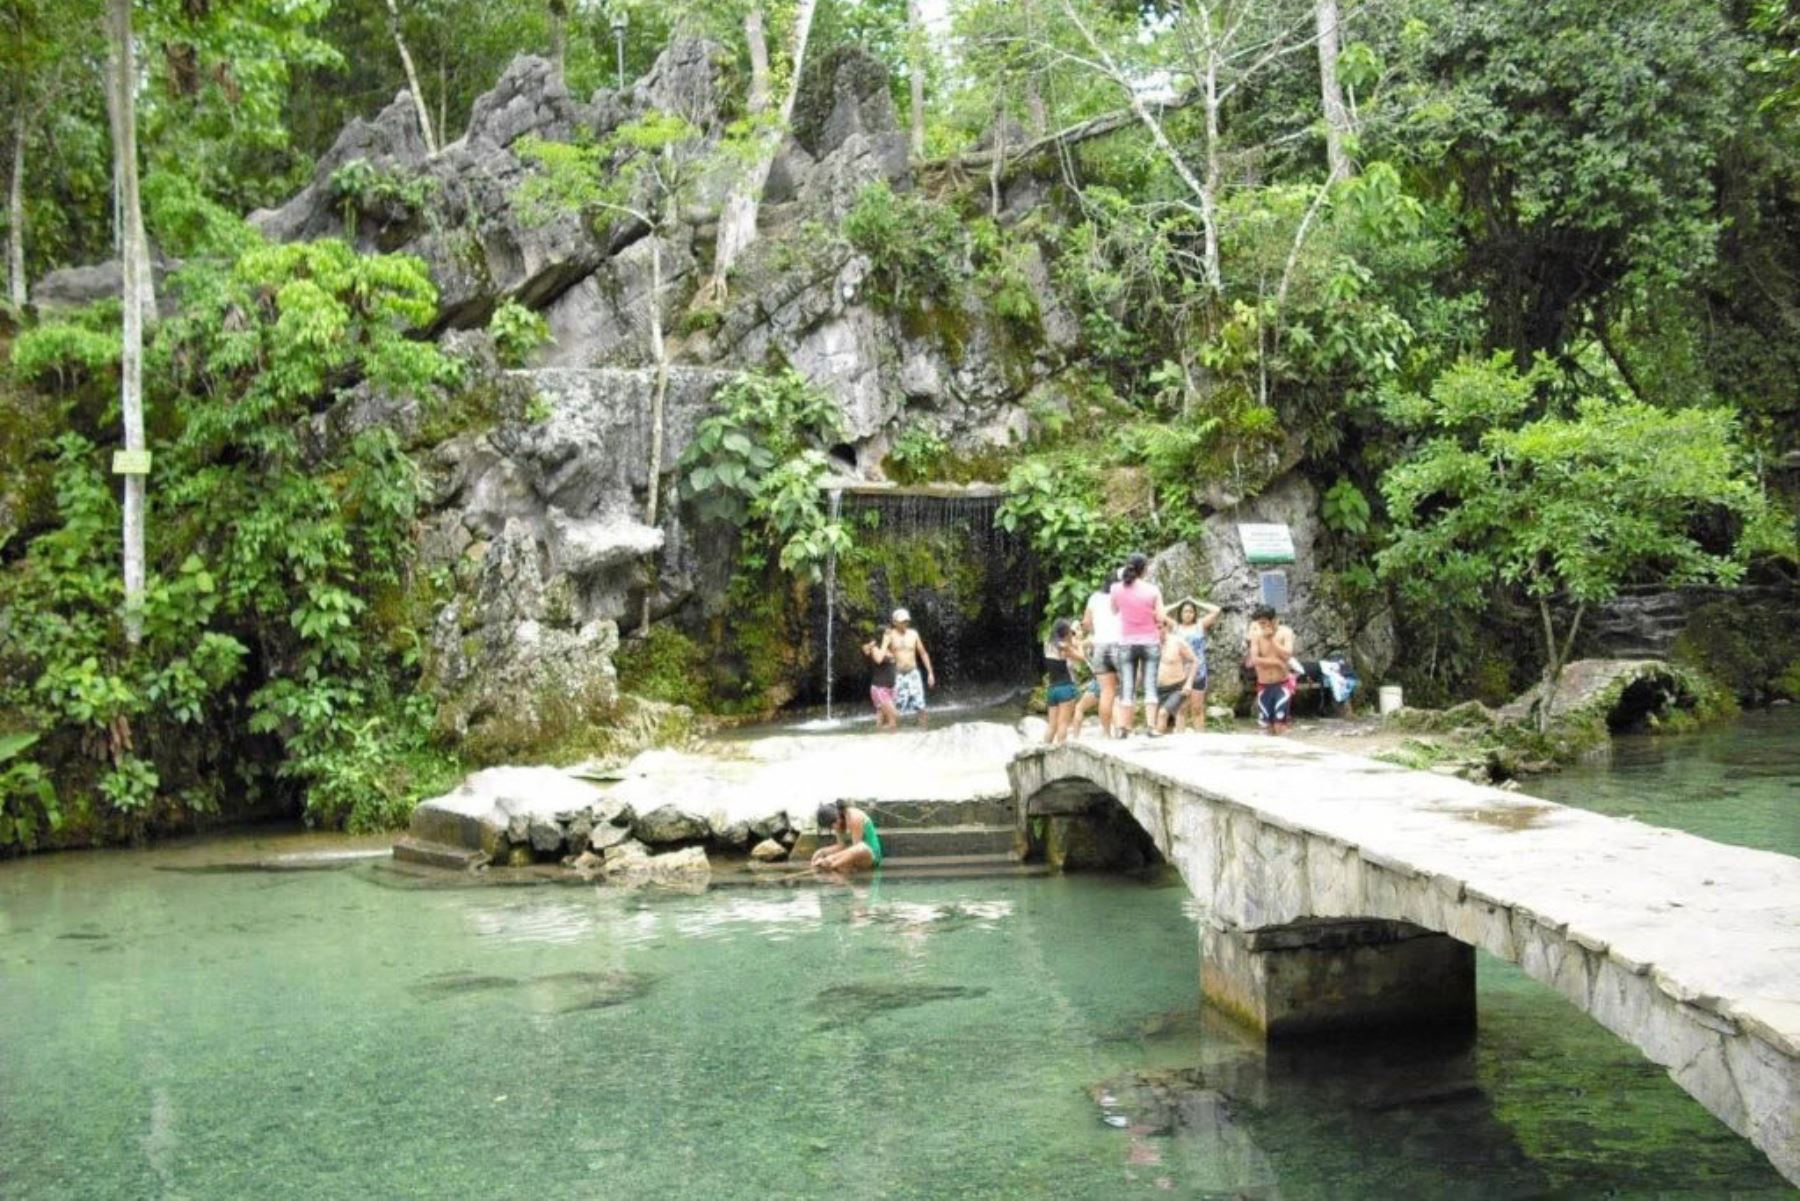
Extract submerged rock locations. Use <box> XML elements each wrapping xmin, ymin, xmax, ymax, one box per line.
<box><xmin>749</xmin><ymin>838</ymin><xmax>789</xmax><ymax>863</ymax></box>
<box><xmin>810</xmin><ymin>982</ymin><xmax>991</xmax><ymax>1022</ymax></box>
<box><xmin>602</xmin><ymin>843</ymin><xmax>711</xmax><ymax>888</ymax></box>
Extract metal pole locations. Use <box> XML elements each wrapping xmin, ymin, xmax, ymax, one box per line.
<box><xmin>613</xmin><ymin>26</ymin><xmax>625</xmax><ymax>91</ymax></box>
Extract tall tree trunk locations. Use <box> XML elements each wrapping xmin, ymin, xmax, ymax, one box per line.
<box><xmin>905</xmin><ymin>0</ymin><xmax>927</xmax><ymax>160</ymax></box>
<box><xmin>384</xmin><ymin>0</ymin><xmax>438</xmax><ymax>155</ymax></box>
<box><xmin>640</xmin><ymin>232</ymin><xmax>668</xmax><ymax>636</ymax></box>
<box><xmin>778</xmin><ymin>0</ymin><xmax>817</xmax><ymax>127</ymax></box>
<box><xmin>108</xmin><ymin>0</ymin><xmax>148</xmax><ymax>646</ymax></box>
<box><xmin>744</xmin><ymin>6</ymin><xmax>771</xmax><ymax>114</ymax></box>
<box><xmin>1201</xmin><ymin>50</ymin><xmax>1222</xmax><ymax>291</ymax></box>
<box><xmin>1314</xmin><ymin>0</ymin><xmax>1352</xmax><ymax>182</ymax></box>
<box><xmin>700</xmin><ymin>0</ymin><xmax>817</xmax><ymax>304</ymax></box>
<box><xmin>8</xmin><ymin>105</ymin><xmax>25</xmax><ymax>309</ymax></box>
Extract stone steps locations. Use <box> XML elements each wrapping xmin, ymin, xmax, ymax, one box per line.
<box><xmin>858</xmin><ymin>795</ymin><xmax>1017</xmax><ymax>829</ymax></box>
<box><xmin>879</xmin><ymin>824</ymin><xmax>1018</xmax><ymax>859</ymax></box>
<box><xmin>874</xmin><ymin>853</ymin><xmax>1047</xmax><ymax>880</ymax></box>
<box><xmin>392</xmin><ymin>836</ymin><xmax>488</xmax><ymax>871</ymax></box>
<box><xmin>731</xmin><ymin>853</ymin><xmax>1044</xmax><ymax>883</ymax></box>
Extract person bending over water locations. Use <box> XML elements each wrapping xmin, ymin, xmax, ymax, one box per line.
<box><xmin>881</xmin><ymin>608</ymin><xmax>935</xmax><ymax>727</ymax></box>
<box><xmin>811</xmin><ymin>801</ymin><xmax>882</xmax><ymax>873</ymax></box>
<box><xmin>1043</xmin><ymin>618</ymin><xmax>1085</xmax><ymax>744</ymax></box>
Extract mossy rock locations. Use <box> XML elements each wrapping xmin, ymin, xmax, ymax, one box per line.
<box><xmin>1670</xmin><ymin>595</ymin><xmax>1800</xmax><ymax>704</ymax></box>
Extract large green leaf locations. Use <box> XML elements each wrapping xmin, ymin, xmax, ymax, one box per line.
<box><xmin>0</xmin><ymin>733</ymin><xmax>39</xmax><ymax>764</ymax></box>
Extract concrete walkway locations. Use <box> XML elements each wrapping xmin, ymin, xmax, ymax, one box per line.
<box><xmin>1009</xmin><ymin>734</ymin><xmax>1800</xmax><ymax>1186</ymax></box>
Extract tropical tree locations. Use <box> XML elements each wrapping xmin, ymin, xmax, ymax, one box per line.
<box><xmin>1377</xmin><ymin>354</ymin><xmax>1776</xmax><ymax>730</ymax></box>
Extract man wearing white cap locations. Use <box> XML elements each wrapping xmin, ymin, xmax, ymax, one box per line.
<box><xmin>880</xmin><ymin>608</ymin><xmax>935</xmax><ymax>727</ymax></box>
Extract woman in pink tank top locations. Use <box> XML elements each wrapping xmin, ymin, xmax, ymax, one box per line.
<box><xmin>1110</xmin><ymin>553</ymin><xmax>1163</xmax><ymax>735</ymax></box>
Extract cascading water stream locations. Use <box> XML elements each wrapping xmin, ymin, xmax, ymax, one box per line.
<box><xmin>823</xmin><ymin>488</ymin><xmax>842</xmax><ymax>722</ymax></box>
<box><xmin>801</xmin><ymin>487</ymin><xmax>1043</xmax><ymax>724</ymax></box>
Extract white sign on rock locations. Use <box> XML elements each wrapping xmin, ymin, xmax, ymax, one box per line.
<box><xmin>1238</xmin><ymin>523</ymin><xmax>1296</xmax><ymax>565</ymax></box>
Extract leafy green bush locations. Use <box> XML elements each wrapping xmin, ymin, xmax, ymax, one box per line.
<box><xmin>10</xmin><ymin>304</ymin><xmax>122</xmax><ymax>386</ymax></box>
<box><xmin>0</xmin><ymin>240</ymin><xmax>462</xmax><ymax>846</ymax></box>
<box><xmin>1321</xmin><ymin>477</ymin><xmax>1372</xmax><ymax>536</ymax></box>
<box><xmin>843</xmin><ymin>181</ymin><xmax>968</xmax><ymax>311</ymax></box>
<box><xmin>617</xmin><ymin>626</ymin><xmax>709</xmax><ymax>706</ymax></box>
<box><xmin>488</xmin><ymin>300</ymin><xmax>552</xmax><ymax>367</ymax></box>
<box><xmin>997</xmin><ymin>456</ymin><xmax>1124</xmax><ymax>622</ymax></box>
<box><xmin>328</xmin><ymin>158</ymin><xmax>439</xmax><ymax>236</ymax></box>
<box><xmin>0</xmin><ymin>733</ymin><xmax>58</xmax><ymax>851</ymax></box>
<box><xmin>970</xmin><ymin>218</ymin><xmax>1042</xmax><ymax>332</ymax></box>
<box><xmin>680</xmin><ymin>369</ymin><xmax>849</xmax><ymax>583</ymax></box>
<box><xmin>886</xmin><ymin>426</ymin><xmax>949</xmax><ymax>484</ymax></box>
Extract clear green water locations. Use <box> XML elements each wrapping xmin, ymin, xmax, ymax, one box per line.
<box><xmin>2</xmin><ymin>714</ymin><xmax>1796</xmax><ymax>1199</ymax></box>
<box><xmin>1523</xmin><ymin>706</ymin><xmax>1800</xmax><ymax>856</ymax></box>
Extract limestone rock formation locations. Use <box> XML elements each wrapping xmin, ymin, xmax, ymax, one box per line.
<box><xmin>409</xmin><ymin>765</ymin><xmax>617</xmax><ymax>857</ymax></box>
<box><xmin>1148</xmin><ymin>472</ymin><xmax>1395</xmax><ymax>703</ymax></box>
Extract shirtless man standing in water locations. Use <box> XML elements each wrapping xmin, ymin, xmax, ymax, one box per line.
<box><xmin>881</xmin><ymin>608</ymin><xmax>936</xmax><ymax>728</ymax></box>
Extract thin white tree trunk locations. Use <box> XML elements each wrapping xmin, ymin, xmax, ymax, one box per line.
<box><xmin>1059</xmin><ymin>0</ymin><xmax>1221</xmax><ymax>291</ymax></box>
<box><xmin>906</xmin><ymin>0</ymin><xmax>927</xmax><ymax>160</ymax></box>
<box><xmin>641</xmin><ymin>233</ymin><xmax>668</xmax><ymax>635</ymax></box>
<box><xmin>745</xmin><ymin>6</ymin><xmax>771</xmax><ymax>113</ymax></box>
<box><xmin>384</xmin><ymin>0</ymin><xmax>438</xmax><ymax>155</ymax></box>
<box><xmin>108</xmin><ymin>0</ymin><xmax>147</xmax><ymax>645</ymax></box>
<box><xmin>1314</xmin><ymin>0</ymin><xmax>1352</xmax><ymax>181</ymax></box>
<box><xmin>702</xmin><ymin>0</ymin><xmax>817</xmax><ymax>303</ymax></box>
<box><xmin>8</xmin><ymin>105</ymin><xmax>25</xmax><ymax>309</ymax></box>
<box><xmin>1201</xmin><ymin>51</ymin><xmax>1222</xmax><ymax>292</ymax></box>
<box><xmin>778</xmin><ymin>0</ymin><xmax>818</xmax><ymax>128</ymax></box>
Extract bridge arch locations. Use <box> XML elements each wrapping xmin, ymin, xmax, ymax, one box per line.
<box><xmin>1009</xmin><ymin>739</ymin><xmax>1800</xmax><ymax>1187</ymax></box>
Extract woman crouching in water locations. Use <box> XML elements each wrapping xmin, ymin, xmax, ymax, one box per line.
<box><xmin>811</xmin><ymin>801</ymin><xmax>883</xmax><ymax>873</ymax></box>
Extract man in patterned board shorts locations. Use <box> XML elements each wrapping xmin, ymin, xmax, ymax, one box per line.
<box><xmin>881</xmin><ymin>608</ymin><xmax>935</xmax><ymax>728</ymax></box>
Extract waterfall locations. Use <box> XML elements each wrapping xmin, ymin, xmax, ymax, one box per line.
<box><xmin>803</xmin><ymin>487</ymin><xmax>1041</xmax><ymax>713</ymax></box>
<box><xmin>823</xmin><ymin>487</ymin><xmax>842</xmax><ymax>722</ymax></box>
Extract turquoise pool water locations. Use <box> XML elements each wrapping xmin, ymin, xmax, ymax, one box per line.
<box><xmin>1523</xmin><ymin>706</ymin><xmax>1800</xmax><ymax>856</ymax></box>
<box><xmin>1</xmin><ymin>712</ymin><xmax>1795</xmax><ymax>1198</ymax></box>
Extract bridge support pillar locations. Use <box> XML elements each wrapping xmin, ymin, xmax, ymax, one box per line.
<box><xmin>1200</xmin><ymin>919</ymin><xmax>1475</xmax><ymax>1040</ymax></box>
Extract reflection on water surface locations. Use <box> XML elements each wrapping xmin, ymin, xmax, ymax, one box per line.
<box><xmin>1</xmin><ymin>710</ymin><xmax>1795</xmax><ymax>1197</ymax></box>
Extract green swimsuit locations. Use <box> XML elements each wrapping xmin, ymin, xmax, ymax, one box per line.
<box><xmin>856</xmin><ymin>812</ymin><xmax>883</xmax><ymax>866</ymax></box>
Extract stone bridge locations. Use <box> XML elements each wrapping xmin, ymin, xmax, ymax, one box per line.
<box><xmin>1008</xmin><ymin>736</ymin><xmax>1800</xmax><ymax>1185</ymax></box>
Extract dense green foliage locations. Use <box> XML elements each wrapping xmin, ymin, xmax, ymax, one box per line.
<box><xmin>3</xmin><ymin>0</ymin><xmax>1796</xmax><ymax>847</ymax></box>
<box><xmin>1377</xmin><ymin>353</ymin><xmax>1779</xmax><ymax>726</ymax></box>
<box><xmin>2</xmin><ymin>238</ymin><xmax>461</xmax><ymax>845</ymax></box>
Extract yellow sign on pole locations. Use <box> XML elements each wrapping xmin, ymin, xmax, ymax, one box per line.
<box><xmin>112</xmin><ymin>450</ymin><xmax>153</xmax><ymax>476</ymax></box>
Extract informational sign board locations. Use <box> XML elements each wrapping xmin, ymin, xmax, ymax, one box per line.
<box><xmin>1259</xmin><ymin>570</ymin><xmax>1289</xmax><ymax>610</ymax></box>
<box><xmin>1238</xmin><ymin>523</ymin><xmax>1295</xmax><ymax>564</ymax></box>
<box><xmin>112</xmin><ymin>450</ymin><xmax>152</xmax><ymax>476</ymax></box>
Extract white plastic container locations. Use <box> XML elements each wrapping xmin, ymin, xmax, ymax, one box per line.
<box><xmin>1378</xmin><ymin>684</ymin><xmax>1404</xmax><ymax>716</ymax></box>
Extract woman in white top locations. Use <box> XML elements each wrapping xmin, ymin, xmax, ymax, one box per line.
<box><xmin>1081</xmin><ymin>569</ymin><xmax>1124</xmax><ymax>738</ymax></box>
